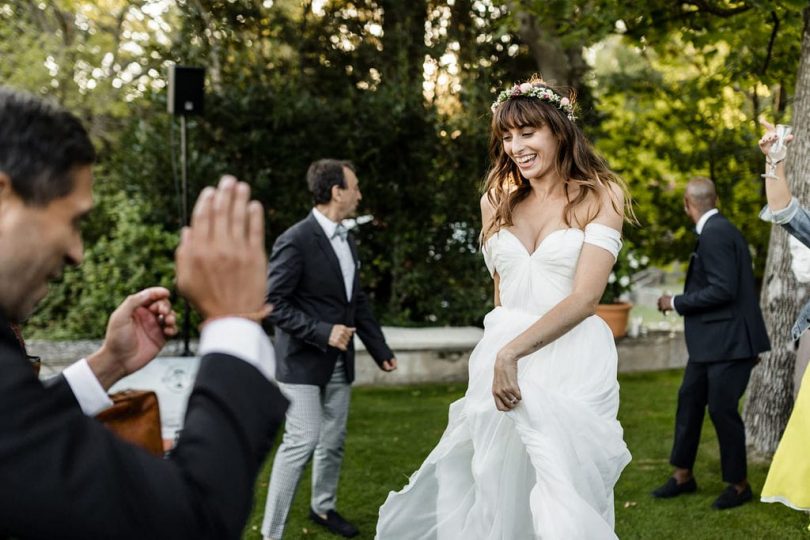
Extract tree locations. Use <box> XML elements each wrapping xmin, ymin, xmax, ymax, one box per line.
<box><xmin>6</xmin><ymin>0</ymin><xmax>805</xmax><ymax>339</ymax></box>
<box><xmin>744</xmin><ymin>6</ymin><xmax>810</xmax><ymax>456</ymax></box>
<box><xmin>157</xmin><ymin>0</ymin><xmax>545</xmax><ymax>326</ymax></box>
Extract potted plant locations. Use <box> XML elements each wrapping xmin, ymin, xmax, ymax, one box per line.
<box><xmin>596</xmin><ymin>247</ymin><xmax>649</xmax><ymax>338</ymax></box>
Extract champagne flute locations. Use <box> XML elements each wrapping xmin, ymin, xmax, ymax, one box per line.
<box><xmin>763</xmin><ymin>124</ymin><xmax>793</xmax><ymax>180</ymax></box>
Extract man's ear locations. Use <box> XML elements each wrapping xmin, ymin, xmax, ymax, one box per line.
<box><xmin>0</xmin><ymin>172</ymin><xmax>22</xmax><ymax>216</ymax></box>
<box><xmin>330</xmin><ymin>184</ymin><xmax>341</xmax><ymax>203</ymax></box>
<box><xmin>0</xmin><ymin>172</ymin><xmax>10</xmax><ymax>203</ymax></box>
<box><xmin>0</xmin><ymin>172</ymin><xmax>11</xmax><ymax>234</ymax></box>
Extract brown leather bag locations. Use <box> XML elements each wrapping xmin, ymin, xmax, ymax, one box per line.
<box><xmin>96</xmin><ymin>389</ymin><xmax>164</xmax><ymax>456</ymax></box>
<box><xmin>12</xmin><ymin>323</ymin><xmax>164</xmax><ymax>456</ymax></box>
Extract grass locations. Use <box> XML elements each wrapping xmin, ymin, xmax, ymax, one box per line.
<box><xmin>614</xmin><ymin>370</ymin><xmax>808</xmax><ymax>539</ymax></box>
<box><xmin>242</xmin><ymin>371</ymin><xmax>809</xmax><ymax>539</ymax></box>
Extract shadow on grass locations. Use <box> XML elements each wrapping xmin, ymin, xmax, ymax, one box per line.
<box><xmin>243</xmin><ymin>371</ymin><xmax>808</xmax><ymax>539</ymax></box>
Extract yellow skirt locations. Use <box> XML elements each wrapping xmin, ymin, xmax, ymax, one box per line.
<box><xmin>761</xmin><ymin>366</ymin><xmax>810</xmax><ymax>511</ymax></box>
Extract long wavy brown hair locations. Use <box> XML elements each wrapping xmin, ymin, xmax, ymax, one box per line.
<box><xmin>481</xmin><ymin>81</ymin><xmax>635</xmax><ymax>242</ymax></box>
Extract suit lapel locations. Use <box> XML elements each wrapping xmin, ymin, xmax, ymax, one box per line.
<box><xmin>308</xmin><ymin>213</ymin><xmax>349</xmax><ymax>301</ymax></box>
<box><xmin>685</xmin><ymin>241</ymin><xmax>698</xmax><ymax>287</ymax></box>
<box><xmin>685</xmin><ymin>212</ymin><xmax>719</xmax><ymax>287</ymax></box>
<box><xmin>348</xmin><ymin>235</ymin><xmax>360</xmax><ymax>302</ymax></box>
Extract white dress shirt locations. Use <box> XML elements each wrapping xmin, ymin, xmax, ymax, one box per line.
<box><xmin>671</xmin><ymin>208</ymin><xmax>719</xmax><ymax>314</ymax></box>
<box><xmin>63</xmin><ymin>317</ymin><xmax>276</xmax><ymax>416</ymax></box>
<box><xmin>312</xmin><ymin>208</ymin><xmax>355</xmax><ymax>300</ymax></box>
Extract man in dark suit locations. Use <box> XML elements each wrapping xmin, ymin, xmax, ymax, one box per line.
<box><xmin>261</xmin><ymin>159</ymin><xmax>397</xmax><ymax>539</ymax></box>
<box><xmin>0</xmin><ymin>87</ymin><xmax>288</xmax><ymax>539</ymax></box>
<box><xmin>653</xmin><ymin>177</ymin><xmax>770</xmax><ymax>509</ymax></box>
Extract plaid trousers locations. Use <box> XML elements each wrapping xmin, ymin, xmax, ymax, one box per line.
<box><xmin>261</xmin><ymin>358</ymin><xmax>351</xmax><ymax>539</ymax></box>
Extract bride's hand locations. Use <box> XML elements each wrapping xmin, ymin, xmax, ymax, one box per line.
<box><xmin>493</xmin><ymin>349</ymin><xmax>522</xmax><ymax>411</ymax></box>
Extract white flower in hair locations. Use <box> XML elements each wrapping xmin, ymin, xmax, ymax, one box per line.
<box><xmin>491</xmin><ymin>80</ymin><xmax>576</xmax><ymax>121</ymax></box>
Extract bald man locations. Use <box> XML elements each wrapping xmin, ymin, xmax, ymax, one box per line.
<box><xmin>652</xmin><ymin>177</ymin><xmax>770</xmax><ymax>510</ymax></box>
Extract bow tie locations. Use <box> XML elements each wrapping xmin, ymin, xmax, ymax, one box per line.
<box><xmin>332</xmin><ymin>223</ymin><xmax>349</xmax><ymax>242</ymax></box>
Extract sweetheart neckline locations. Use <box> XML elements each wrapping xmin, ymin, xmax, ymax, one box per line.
<box><xmin>499</xmin><ymin>227</ymin><xmax>583</xmax><ymax>256</ymax></box>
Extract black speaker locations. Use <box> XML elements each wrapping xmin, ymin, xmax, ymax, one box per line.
<box><xmin>168</xmin><ymin>66</ymin><xmax>205</xmax><ymax>116</ymax></box>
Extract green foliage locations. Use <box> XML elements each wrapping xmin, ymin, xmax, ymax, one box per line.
<box><xmin>26</xmin><ymin>188</ymin><xmax>178</xmax><ymax>339</ymax></box>
<box><xmin>591</xmin><ymin>7</ymin><xmax>803</xmax><ymax>274</ymax></box>
<box><xmin>2</xmin><ymin>0</ymin><xmax>807</xmax><ymax>336</ymax></box>
<box><xmin>601</xmin><ymin>243</ymin><xmax>649</xmax><ymax>304</ymax></box>
<box><xmin>117</xmin><ymin>0</ymin><xmax>517</xmax><ymax>327</ymax></box>
<box><xmin>0</xmin><ymin>0</ymin><xmax>178</xmax><ymax>144</ymax></box>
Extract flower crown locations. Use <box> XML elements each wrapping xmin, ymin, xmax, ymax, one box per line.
<box><xmin>491</xmin><ymin>82</ymin><xmax>575</xmax><ymax>121</ymax></box>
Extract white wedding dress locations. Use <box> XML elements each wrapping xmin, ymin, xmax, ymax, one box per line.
<box><xmin>376</xmin><ymin>224</ymin><xmax>632</xmax><ymax>539</ymax></box>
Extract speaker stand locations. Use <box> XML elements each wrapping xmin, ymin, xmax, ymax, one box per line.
<box><xmin>179</xmin><ymin>115</ymin><xmax>192</xmax><ymax>357</ymax></box>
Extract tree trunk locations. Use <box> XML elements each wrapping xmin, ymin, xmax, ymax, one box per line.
<box><xmin>743</xmin><ymin>6</ymin><xmax>810</xmax><ymax>456</ymax></box>
<box><xmin>513</xmin><ymin>9</ymin><xmax>587</xmax><ymax>89</ymax></box>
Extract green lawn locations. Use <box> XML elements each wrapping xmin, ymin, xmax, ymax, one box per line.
<box><xmin>243</xmin><ymin>371</ymin><xmax>809</xmax><ymax>539</ymax></box>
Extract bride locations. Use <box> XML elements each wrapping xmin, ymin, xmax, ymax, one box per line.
<box><xmin>376</xmin><ymin>79</ymin><xmax>634</xmax><ymax>539</ymax></box>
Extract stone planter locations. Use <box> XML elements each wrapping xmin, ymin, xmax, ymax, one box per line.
<box><xmin>596</xmin><ymin>302</ymin><xmax>633</xmax><ymax>339</ymax></box>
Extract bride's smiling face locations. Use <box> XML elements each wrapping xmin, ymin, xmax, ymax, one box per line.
<box><xmin>501</xmin><ymin>123</ymin><xmax>559</xmax><ymax>181</ymax></box>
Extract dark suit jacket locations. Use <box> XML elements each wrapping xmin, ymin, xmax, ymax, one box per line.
<box><xmin>266</xmin><ymin>212</ymin><xmax>393</xmax><ymax>385</ymax></box>
<box><xmin>0</xmin><ymin>313</ymin><xmax>288</xmax><ymax>540</ymax></box>
<box><xmin>676</xmin><ymin>213</ymin><xmax>770</xmax><ymax>362</ymax></box>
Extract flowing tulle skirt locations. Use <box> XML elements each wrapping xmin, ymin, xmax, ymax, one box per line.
<box><xmin>376</xmin><ymin>307</ymin><xmax>632</xmax><ymax>539</ymax></box>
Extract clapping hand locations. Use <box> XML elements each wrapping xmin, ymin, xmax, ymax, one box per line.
<box><xmin>87</xmin><ymin>287</ymin><xmax>178</xmax><ymax>390</ymax></box>
<box><xmin>176</xmin><ymin>176</ymin><xmax>269</xmax><ymax>322</ymax></box>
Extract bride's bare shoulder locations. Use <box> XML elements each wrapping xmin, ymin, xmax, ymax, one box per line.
<box><xmin>481</xmin><ymin>187</ymin><xmax>508</xmax><ymax>243</ymax></box>
<box><xmin>571</xmin><ymin>182</ymin><xmax>624</xmax><ymax>230</ymax></box>
<box><xmin>593</xmin><ymin>182</ymin><xmax>624</xmax><ymax>228</ymax></box>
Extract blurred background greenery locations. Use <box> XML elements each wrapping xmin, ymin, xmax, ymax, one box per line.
<box><xmin>1</xmin><ymin>0</ymin><xmax>803</xmax><ymax>337</ymax></box>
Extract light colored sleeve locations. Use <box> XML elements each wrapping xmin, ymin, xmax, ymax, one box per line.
<box><xmin>789</xmin><ymin>235</ymin><xmax>810</xmax><ymax>283</ymax></box>
<box><xmin>482</xmin><ymin>240</ymin><xmax>496</xmax><ymax>277</ymax></box>
<box><xmin>760</xmin><ymin>197</ymin><xmax>800</xmax><ymax>225</ymax></box>
<box><xmin>671</xmin><ymin>295</ymin><xmax>682</xmax><ymax>315</ymax></box>
<box><xmin>583</xmin><ymin>222</ymin><xmax>622</xmax><ymax>259</ymax></box>
<box><xmin>198</xmin><ymin>317</ymin><xmax>276</xmax><ymax>382</ymax></box>
<box><xmin>62</xmin><ymin>358</ymin><xmax>114</xmax><ymax>416</ymax></box>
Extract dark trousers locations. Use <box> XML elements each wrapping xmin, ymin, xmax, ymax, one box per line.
<box><xmin>670</xmin><ymin>358</ymin><xmax>755</xmax><ymax>483</ymax></box>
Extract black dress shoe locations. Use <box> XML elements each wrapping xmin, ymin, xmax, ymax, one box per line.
<box><xmin>309</xmin><ymin>508</ymin><xmax>359</xmax><ymax>538</ymax></box>
<box><xmin>651</xmin><ymin>477</ymin><xmax>698</xmax><ymax>498</ymax></box>
<box><xmin>712</xmin><ymin>484</ymin><xmax>753</xmax><ymax>510</ymax></box>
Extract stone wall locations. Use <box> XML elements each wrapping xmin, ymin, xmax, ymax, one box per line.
<box><xmin>28</xmin><ymin>327</ymin><xmax>688</xmax><ymax>385</ymax></box>
<box><xmin>28</xmin><ymin>327</ymin><xmax>688</xmax><ymax>440</ymax></box>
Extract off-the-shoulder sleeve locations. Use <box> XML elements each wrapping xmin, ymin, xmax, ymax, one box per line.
<box><xmin>583</xmin><ymin>222</ymin><xmax>622</xmax><ymax>259</ymax></box>
<box><xmin>482</xmin><ymin>241</ymin><xmax>496</xmax><ymax>277</ymax></box>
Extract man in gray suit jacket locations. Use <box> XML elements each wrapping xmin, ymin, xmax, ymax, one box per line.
<box><xmin>261</xmin><ymin>159</ymin><xmax>397</xmax><ymax>539</ymax></box>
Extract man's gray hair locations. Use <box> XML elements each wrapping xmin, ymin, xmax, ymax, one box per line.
<box><xmin>685</xmin><ymin>176</ymin><xmax>717</xmax><ymax>212</ymax></box>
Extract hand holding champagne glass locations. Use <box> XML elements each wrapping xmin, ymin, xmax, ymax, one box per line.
<box><xmin>759</xmin><ymin>118</ymin><xmax>794</xmax><ymax>180</ymax></box>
